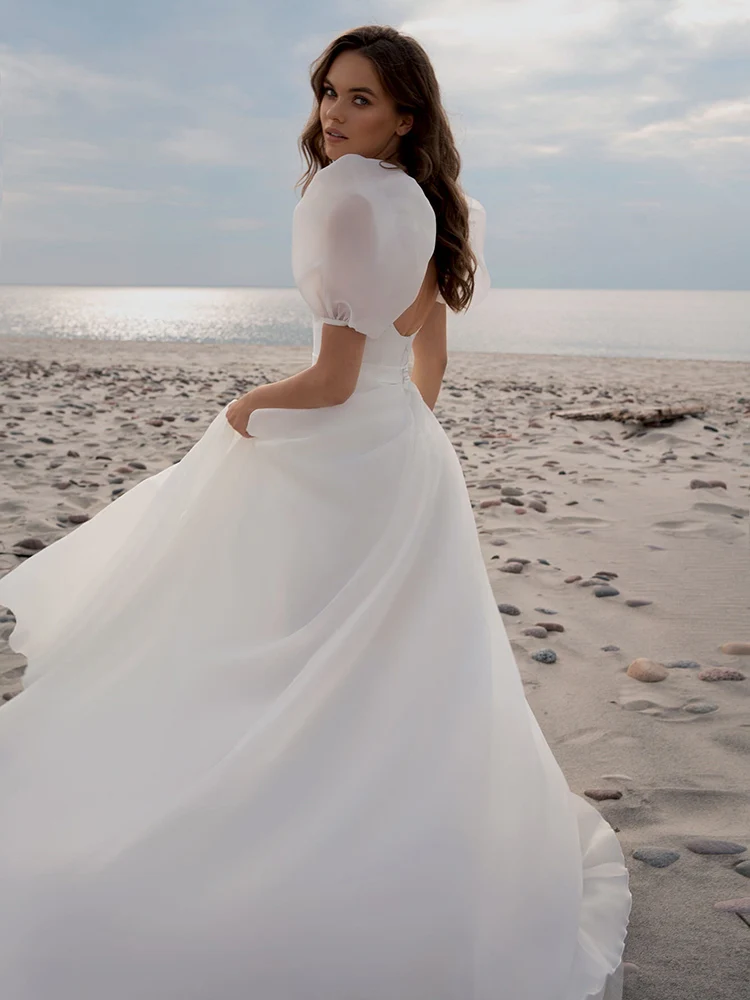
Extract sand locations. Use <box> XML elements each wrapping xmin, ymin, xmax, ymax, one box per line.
<box><xmin>1</xmin><ymin>334</ymin><xmax>749</xmax><ymax>998</ymax></box>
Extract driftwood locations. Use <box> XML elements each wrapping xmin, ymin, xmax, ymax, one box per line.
<box><xmin>552</xmin><ymin>400</ymin><xmax>707</xmax><ymax>427</ymax></box>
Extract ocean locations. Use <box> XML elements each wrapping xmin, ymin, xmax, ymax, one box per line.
<box><xmin>1</xmin><ymin>285</ymin><xmax>748</xmax><ymax>363</ymax></box>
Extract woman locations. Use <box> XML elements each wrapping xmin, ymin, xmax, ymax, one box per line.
<box><xmin>0</xmin><ymin>24</ymin><xmax>631</xmax><ymax>1000</ymax></box>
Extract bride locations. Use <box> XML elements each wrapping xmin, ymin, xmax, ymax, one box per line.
<box><xmin>0</xmin><ymin>24</ymin><xmax>631</xmax><ymax>1000</ymax></box>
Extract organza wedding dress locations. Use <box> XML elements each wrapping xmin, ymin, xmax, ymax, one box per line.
<box><xmin>0</xmin><ymin>153</ymin><xmax>631</xmax><ymax>1000</ymax></box>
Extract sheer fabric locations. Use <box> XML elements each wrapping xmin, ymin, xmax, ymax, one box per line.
<box><xmin>292</xmin><ymin>153</ymin><xmax>438</xmax><ymax>337</ymax></box>
<box><xmin>0</xmin><ymin>152</ymin><xmax>630</xmax><ymax>1000</ymax></box>
<box><xmin>435</xmin><ymin>194</ymin><xmax>491</xmax><ymax>308</ymax></box>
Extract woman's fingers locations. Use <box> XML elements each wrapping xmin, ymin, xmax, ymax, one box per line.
<box><xmin>225</xmin><ymin>400</ymin><xmax>254</xmax><ymax>438</ymax></box>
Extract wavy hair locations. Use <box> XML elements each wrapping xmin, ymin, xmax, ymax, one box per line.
<box><xmin>296</xmin><ymin>24</ymin><xmax>478</xmax><ymax>313</ymax></box>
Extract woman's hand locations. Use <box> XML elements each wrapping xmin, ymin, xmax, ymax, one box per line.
<box><xmin>225</xmin><ymin>395</ymin><xmax>256</xmax><ymax>438</ymax></box>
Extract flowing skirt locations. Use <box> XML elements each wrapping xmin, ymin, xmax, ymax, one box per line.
<box><xmin>0</xmin><ymin>372</ymin><xmax>631</xmax><ymax>999</ymax></box>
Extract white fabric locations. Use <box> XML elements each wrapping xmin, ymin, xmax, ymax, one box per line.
<box><xmin>435</xmin><ymin>194</ymin><xmax>490</xmax><ymax>309</ymax></box>
<box><xmin>0</xmin><ymin>152</ymin><xmax>631</xmax><ymax>999</ymax></box>
<box><xmin>293</xmin><ymin>153</ymin><xmax>437</xmax><ymax>338</ymax></box>
<box><xmin>293</xmin><ymin>153</ymin><xmax>489</xmax><ymax>326</ymax></box>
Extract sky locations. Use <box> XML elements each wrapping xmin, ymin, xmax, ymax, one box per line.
<box><xmin>1</xmin><ymin>0</ymin><xmax>749</xmax><ymax>290</ymax></box>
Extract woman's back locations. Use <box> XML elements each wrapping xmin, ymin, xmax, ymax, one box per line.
<box><xmin>293</xmin><ymin>152</ymin><xmax>489</xmax><ymax>384</ymax></box>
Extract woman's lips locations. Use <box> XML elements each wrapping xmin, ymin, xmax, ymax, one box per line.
<box><xmin>325</xmin><ymin>130</ymin><xmax>348</xmax><ymax>143</ymax></box>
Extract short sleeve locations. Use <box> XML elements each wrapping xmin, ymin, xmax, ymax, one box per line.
<box><xmin>466</xmin><ymin>195</ymin><xmax>491</xmax><ymax>308</ymax></box>
<box><xmin>435</xmin><ymin>194</ymin><xmax>491</xmax><ymax>310</ymax></box>
<box><xmin>292</xmin><ymin>153</ymin><xmax>437</xmax><ymax>338</ymax></box>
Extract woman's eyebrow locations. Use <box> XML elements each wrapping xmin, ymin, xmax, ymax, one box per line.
<box><xmin>323</xmin><ymin>78</ymin><xmax>377</xmax><ymax>96</ymax></box>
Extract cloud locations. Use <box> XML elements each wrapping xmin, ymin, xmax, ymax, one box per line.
<box><xmin>1</xmin><ymin>1</ymin><xmax>748</xmax><ymax>287</ymax></box>
<box><xmin>215</xmin><ymin>216</ymin><xmax>267</xmax><ymax>231</ymax></box>
<box><xmin>611</xmin><ymin>95</ymin><xmax>750</xmax><ymax>173</ymax></box>
<box><xmin>159</xmin><ymin>127</ymin><xmax>241</xmax><ymax>165</ymax></box>
<box><xmin>0</xmin><ymin>44</ymin><xmax>168</xmax><ymax>117</ymax></box>
<box><xmin>667</xmin><ymin>0</ymin><xmax>750</xmax><ymax>31</ymax></box>
<box><xmin>402</xmin><ymin>0</ymin><xmax>623</xmax><ymax>82</ymax></box>
<box><xmin>5</xmin><ymin>138</ymin><xmax>108</xmax><ymax>173</ymax></box>
<box><xmin>394</xmin><ymin>0</ymin><xmax>750</xmax><ymax>177</ymax></box>
<box><xmin>157</xmin><ymin>119</ymin><xmax>299</xmax><ymax>170</ymax></box>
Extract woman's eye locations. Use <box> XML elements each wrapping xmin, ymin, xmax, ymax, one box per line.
<box><xmin>322</xmin><ymin>87</ymin><xmax>369</xmax><ymax>106</ymax></box>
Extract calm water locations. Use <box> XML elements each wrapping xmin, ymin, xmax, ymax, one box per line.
<box><xmin>1</xmin><ymin>285</ymin><xmax>748</xmax><ymax>362</ymax></box>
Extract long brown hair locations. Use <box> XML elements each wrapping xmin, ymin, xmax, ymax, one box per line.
<box><xmin>296</xmin><ymin>25</ymin><xmax>478</xmax><ymax>313</ymax></box>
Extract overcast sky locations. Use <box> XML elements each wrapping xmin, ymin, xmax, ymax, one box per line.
<box><xmin>1</xmin><ymin>0</ymin><xmax>749</xmax><ymax>289</ymax></box>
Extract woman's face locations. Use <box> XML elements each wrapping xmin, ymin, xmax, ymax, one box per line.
<box><xmin>319</xmin><ymin>50</ymin><xmax>413</xmax><ymax>164</ymax></box>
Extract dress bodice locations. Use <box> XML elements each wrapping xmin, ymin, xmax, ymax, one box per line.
<box><xmin>293</xmin><ymin>152</ymin><xmax>491</xmax><ymax>391</ymax></box>
<box><xmin>311</xmin><ymin>317</ymin><xmax>417</xmax><ymax>388</ymax></box>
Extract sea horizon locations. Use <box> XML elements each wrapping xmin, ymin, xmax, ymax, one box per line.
<box><xmin>1</xmin><ymin>284</ymin><xmax>749</xmax><ymax>363</ymax></box>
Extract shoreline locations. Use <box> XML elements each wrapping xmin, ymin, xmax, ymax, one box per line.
<box><xmin>2</xmin><ymin>331</ymin><xmax>749</xmax><ymax>367</ymax></box>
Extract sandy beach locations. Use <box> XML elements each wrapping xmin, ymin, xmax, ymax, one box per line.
<box><xmin>1</xmin><ymin>334</ymin><xmax>749</xmax><ymax>999</ymax></box>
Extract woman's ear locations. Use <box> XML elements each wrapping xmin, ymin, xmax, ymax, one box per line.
<box><xmin>397</xmin><ymin>114</ymin><xmax>414</xmax><ymax>136</ymax></box>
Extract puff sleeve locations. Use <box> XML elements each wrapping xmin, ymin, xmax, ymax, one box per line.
<box><xmin>292</xmin><ymin>153</ymin><xmax>437</xmax><ymax>338</ymax></box>
<box><xmin>435</xmin><ymin>194</ymin><xmax>491</xmax><ymax>310</ymax></box>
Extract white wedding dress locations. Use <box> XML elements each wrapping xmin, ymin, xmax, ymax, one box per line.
<box><xmin>0</xmin><ymin>153</ymin><xmax>631</xmax><ymax>1000</ymax></box>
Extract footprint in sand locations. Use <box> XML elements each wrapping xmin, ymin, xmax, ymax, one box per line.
<box><xmin>691</xmin><ymin>501</ymin><xmax>748</xmax><ymax>518</ymax></box>
<box><xmin>0</xmin><ymin>499</ymin><xmax>26</xmax><ymax>515</ymax></box>
<box><xmin>652</xmin><ymin>517</ymin><xmax>745</xmax><ymax>542</ymax></box>
<box><xmin>711</xmin><ymin>726</ymin><xmax>750</xmax><ymax>755</ymax></box>
<box><xmin>652</xmin><ymin>518</ymin><xmax>708</xmax><ymax>535</ymax></box>
<box><xmin>619</xmin><ymin>687</ymin><xmax>723</xmax><ymax>723</ymax></box>
<box><xmin>547</xmin><ymin>515</ymin><xmax>611</xmax><ymax>528</ymax></box>
<box><xmin>642</xmin><ymin>785</ymin><xmax>750</xmax><ymax>823</ymax></box>
<box><xmin>554</xmin><ymin>727</ymin><xmax>609</xmax><ymax>746</ymax></box>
